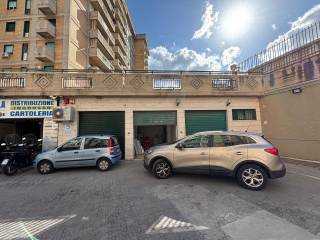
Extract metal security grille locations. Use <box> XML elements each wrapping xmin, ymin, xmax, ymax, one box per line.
<box><xmin>134</xmin><ymin>111</ymin><xmax>177</xmax><ymax>126</ymax></box>
<box><xmin>62</xmin><ymin>78</ymin><xmax>92</xmax><ymax>88</ymax></box>
<box><xmin>238</xmin><ymin>21</ymin><xmax>320</xmax><ymax>73</ymax></box>
<box><xmin>0</xmin><ymin>77</ymin><xmax>25</xmax><ymax>88</ymax></box>
<box><xmin>153</xmin><ymin>79</ymin><xmax>181</xmax><ymax>89</ymax></box>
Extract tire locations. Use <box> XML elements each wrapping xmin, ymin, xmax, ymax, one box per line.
<box><xmin>96</xmin><ymin>158</ymin><xmax>112</xmax><ymax>171</ymax></box>
<box><xmin>152</xmin><ymin>159</ymin><xmax>172</xmax><ymax>179</ymax></box>
<box><xmin>37</xmin><ymin>160</ymin><xmax>54</xmax><ymax>174</ymax></box>
<box><xmin>3</xmin><ymin>161</ymin><xmax>18</xmax><ymax>176</ymax></box>
<box><xmin>236</xmin><ymin>164</ymin><xmax>268</xmax><ymax>191</ymax></box>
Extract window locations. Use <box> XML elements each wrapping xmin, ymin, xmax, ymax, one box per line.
<box><xmin>44</xmin><ymin>66</ymin><xmax>54</xmax><ymax>71</ymax></box>
<box><xmin>46</xmin><ymin>42</ymin><xmax>55</xmax><ymax>49</ymax></box>
<box><xmin>25</xmin><ymin>0</ymin><xmax>31</xmax><ymax>14</ymax></box>
<box><xmin>60</xmin><ymin>138</ymin><xmax>82</xmax><ymax>151</ymax></box>
<box><xmin>49</xmin><ymin>19</ymin><xmax>56</xmax><ymax>27</ymax></box>
<box><xmin>232</xmin><ymin>109</ymin><xmax>257</xmax><ymax>120</ymax></box>
<box><xmin>6</xmin><ymin>22</ymin><xmax>16</xmax><ymax>32</ymax></box>
<box><xmin>84</xmin><ymin>138</ymin><xmax>108</xmax><ymax>149</ymax></box>
<box><xmin>182</xmin><ymin>135</ymin><xmax>210</xmax><ymax>148</ymax></box>
<box><xmin>213</xmin><ymin>135</ymin><xmax>248</xmax><ymax>147</ymax></box>
<box><xmin>23</xmin><ymin>21</ymin><xmax>30</xmax><ymax>37</ymax></box>
<box><xmin>153</xmin><ymin>79</ymin><xmax>181</xmax><ymax>90</ymax></box>
<box><xmin>3</xmin><ymin>44</ymin><xmax>14</xmax><ymax>55</ymax></box>
<box><xmin>21</xmin><ymin>43</ymin><xmax>28</xmax><ymax>61</ymax></box>
<box><xmin>7</xmin><ymin>0</ymin><xmax>17</xmax><ymax>9</ymax></box>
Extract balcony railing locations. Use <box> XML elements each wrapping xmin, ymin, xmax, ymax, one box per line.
<box><xmin>0</xmin><ymin>77</ymin><xmax>25</xmax><ymax>88</ymax></box>
<box><xmin>153</xmin><ymin>79</ymin><xmax>181</xmax><ymax>90</ymax></box>
<box><xmin>212</xmin><ymin>79</ymin><xmax>237</xmax><ymax>90</ymax></box>
<box><xmin>36</xmin><ymin>21</ymin><xmax>55</xmax><ymax>39</ymax></box>
<box><xmin>35</xmin><ymin>47</ymin><xmax>55</xmax><ymax>63</ymax></box>
<box><xmin>62</xmin><ymin>78</ymin><xmax>92</xmax><ymax>89</ymax></box>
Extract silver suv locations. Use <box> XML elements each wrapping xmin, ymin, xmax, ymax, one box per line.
<box><xmin>144</xmin><ymin>131</ymin><xmax>286</xmax><ymax>190</ymax></box>
<box><xmin>33</xmin><ymin>135</ymin><xmax>122</xmax><ymax>174</ymax></box>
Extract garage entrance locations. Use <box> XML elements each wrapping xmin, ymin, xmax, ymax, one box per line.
<box><xmin>185</xmin><ymin>110</ymin><xmax>227</xmax><ymax>135</ymax></box>
<box><xmin>78</xmin><ymin>112</ymin><xmax>125</xmax><ymax>155</ymax></box>
<box><xmin>133</xmin><ymin>111</ymin><xmax>177</xmax><ymax>154</ymax></box>
<box><xmin>0</xmin><ymin>119</ymin><xmax>43</xmax><ymax>143</ymax></box>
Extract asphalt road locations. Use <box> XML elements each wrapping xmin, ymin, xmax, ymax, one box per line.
<box><xmin>0</xmin><ymin>160</ymin><xmax>319</xmax><ymax>240</ymax></box>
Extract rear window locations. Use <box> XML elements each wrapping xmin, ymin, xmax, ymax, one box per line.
<box><xmin>213</xmin><ymin>135</ymin><xmax>256</xmax><ymax>147</ymax></box>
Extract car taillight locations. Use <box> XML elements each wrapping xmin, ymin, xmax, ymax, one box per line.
<box><xmin>264</xmin><ymin>148</ymin><xmax>279</xmax><ymax>156</ymax></box>
<box><xmin>108</xmin><ymin>138</ymin><xmax>114</xmax><ymax>154</ymax></box>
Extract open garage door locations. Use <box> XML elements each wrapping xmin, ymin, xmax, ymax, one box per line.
<box><xmin>79</xmin><ymin>112</ymin><xmax>125</xmax><ymax>154</ymax></box>
<box><xmin>185</xmin><ymin>110</ymin><xmax>227</xmax><ymax>135</ymax></box>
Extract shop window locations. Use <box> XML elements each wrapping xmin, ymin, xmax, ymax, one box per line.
<box><xmin>3</xmin><ymin>44</ymin><xmax>14</xmax><ymax>55</ymax></box>
<box><xmin>21</xmin><ymin>43</ymin><xmax>28</xmax><ymax>61</ymax></box>
<box><xmin>25</xmin><ymin>0</ymin><xmax>31</xmax><ymax>14</ymax></box>
<box><xmin>232</xmin><ymin>109</ymin><xmax>257</xmax><ymax>120</ymax></box>
<box><xmin>7</xmin><ymin>0</ymin><xmax>17</xmax><ymax>10</ymax></box>
<box><xmin>6</xmin><ymin>22</ymin><xmax>16</xmax><ymax>32</ymax></box>
<box><xmin>23</xmin><ymin>21</ymin><xmax>30</xmax><ymax>37</ymax></box>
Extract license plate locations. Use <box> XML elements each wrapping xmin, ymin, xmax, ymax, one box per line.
<box><xmin>1</xmin><ymin>159</ymin><xmax>9</xmax><ymax>165</ymax></box>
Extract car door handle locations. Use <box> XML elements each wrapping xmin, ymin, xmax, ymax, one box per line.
<box><xmin>236</xmin><ymin>152</ymin><xmax>243</xmax><ymax>155</ymax></box>
<box><xmin>74</xmin><ymin>151</ymin><xmax>79</xmax><ymax>154</ymax></box>
<box><xmin>200</xmin><ymin>152</ymin><xmax>208</xmax><ymax>156</ymax></box>
<box><xmin>95</xmin><ymin>150</ymin><xmax>101</xmax><ymax>152</ymax></box>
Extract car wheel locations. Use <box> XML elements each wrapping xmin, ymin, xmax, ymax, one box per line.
<box><xmin>97</xmin><ymin>158</ymin><xmax>111</xmax><ymax>171</ymax></box>
<box><xmin>37</xmin><ymin>160</ymin><xmax>53</xmax><ymax>174</ymax></box>
<box><xmin>152</xmin><ymin>159</ymin><xmax>172</xmax><ymax>179</ymax></box>
<box><xmin>236</xmin><ymin>164</ymin><xmax>268</xmax><ymax>191</ymax></box>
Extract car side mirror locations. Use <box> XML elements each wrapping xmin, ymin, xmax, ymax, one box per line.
<box><xmin>175</xmin><ymin>143</ymin><xmax>184</xmax><ymax>150</ymax></box>
<box><xmin>57</xmin><ymin>146</ymin><xmax>62</xmax><ymax>152</ymax></box>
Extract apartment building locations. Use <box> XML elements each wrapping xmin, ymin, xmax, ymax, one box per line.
<box><xmin>0</xmin><ymin>0</ymin><xmax>148</xmax><ymax>71</ymax></box>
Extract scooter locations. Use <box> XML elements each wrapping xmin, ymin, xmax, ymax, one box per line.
<box><xmin>1</xmin><ymin>134</ymin><xmax>42</xmax><ymax>176</ymax></box>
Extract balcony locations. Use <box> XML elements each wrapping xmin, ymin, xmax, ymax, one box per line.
<box><xmin>90</xmin><ymin>29</ymin><xmax>115</xmax><ymax>59</ymax></box>
<box><xmin>114</xmin><ymin>33</ymin><xmax>127</xmax><ymax>53</ymax></box>
<box><xmin>36</xmin><ymin>21</ymin><xmax>55</xmax><ymax>39</ymax></box>
<box><xmin>115</xmin><ymin>8</ymin><xmax>126</xmax><ymax>30</ymax></box>
<box><xmin>90</xmin><ymin>0</ymin><xmax>115</xmax><ymax>32</ymax></box>
<box><xmin>35</xmin><ymin>47</ymin><xmax>55</xmax><ymax>63</ymax></box>
<box><xmin>113</xmin><ymin>46</ymin><xmax>128</xmax><ymax>66</ymax></box>
<box><xmin>38</xmin><ymin>0</ymin><xmax>56</xmax><ymax>15</ymax></box>
<box><xmin>115</xmin><ymin>23</ymin><xmax>126</xmax><ymax>43</ymax></box>
<box><xmin>89</xmin><ymin>47</ymin><xmax>114</xmax><ymax>71</ymax></box>
<box><xmin>112</xmin><ymin>59</ymin><xmax>125</xmax><ymax>70</ymax></box>
<box><xmin>90</xmin><ymin>11</ymin><xmax>115</xmax><ymax>45</ymax></box>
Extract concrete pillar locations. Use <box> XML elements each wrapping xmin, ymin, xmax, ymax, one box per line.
<box><xmin>57</xmin><ymin>111</ymin><xmax>78</xmax><ymax>144</ymax></box>
<box><xmin>125</xmin><ymin>109</ymin><xmax>134</xmax><ymax>160</ymax></box>
<box><xmin>42</xmin><ymin>118</ymin><xmax>59</xmax><ymax>151</ymax></box>
<box><xmin>226</xmin><ymin>107</ymin><xmax>233</xmax><ymax>131</ymax></box>
<box><xmin>177</xmin><ymin>109</ymin><xmax>186</xmax><ymax>139</ymax></box>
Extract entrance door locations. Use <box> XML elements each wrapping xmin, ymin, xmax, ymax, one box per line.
<box><xmin>173</xmin><ymin>134</ymin><xmax>210</xmax><ymax>174</ymax></box>
<box><xmin>185</xmin><ymin>110</ymin><xmax>227</xmax><ymax>135</ymax></box>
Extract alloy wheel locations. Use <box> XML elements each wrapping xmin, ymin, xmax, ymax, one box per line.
<box><xmin>39</xmin><ymin>162</ymin><xmax>51</xmax><ymax>174</ymax></box>
<box><xmin>241</xmin><ymin>168</ymin><xmax>264</xmax><ymax>188</ymax></box>
<box><xmin>155</xmin><ymin>162</ymin><xmax>170</xmax><ymax>178</ymax></box>
<box><xmin>99</xmin><ymin>160</ymin><xmax>109</xmax><ymax>171</ymax></box>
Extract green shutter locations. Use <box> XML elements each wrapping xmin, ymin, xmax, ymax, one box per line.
<box><xmin>79</xmin><ymin>112</ymin><xmax>125</xmax><ymax>154</ymax></box>
<box><xmin>134</xmin><ymin>111</ymin><xmax>177</xmax><ymax>126</ymax></box>
<box><xmin>185</xmin><ymin>110</ymin><xmax>227</xmax><ymax>135</ymax></box>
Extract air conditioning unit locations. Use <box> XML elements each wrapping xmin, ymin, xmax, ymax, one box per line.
<box><xmin>52</xmin><ymin>106</ymin><xmax>75</xmax><ymax>122</ymax></box>
<box><xmin>2</xmin><ymin>52</ymin><xmax>10</xmax><ymax>58</ymax></box>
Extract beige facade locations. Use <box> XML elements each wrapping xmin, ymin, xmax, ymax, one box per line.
<box><xmin>134</xmin><ymin>34</ymin><xmax>149</xmax><ymax>70</ymax></box>
<box><xmin>0</xmin><ymin>0</ymin><xmax>148</xmax><ymax>71</ymax></box>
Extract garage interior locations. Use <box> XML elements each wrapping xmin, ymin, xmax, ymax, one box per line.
<box><xmin>0</xmin><ymin>119</ymin><xmax>43</xmax><ymax>143</ymax></box>
<box><xmin>133</xmin><ymin>111</ymin><xmax>177</xmax><ymax>156</ymax></box>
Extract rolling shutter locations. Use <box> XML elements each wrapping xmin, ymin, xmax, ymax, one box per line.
<box><xmin>185</xmin><ymin>110</ymin><xmax>227</xmax><ymax>135</ymax></box>
<box><xmin>134</xmin><ymin>111</ymin><xmax>177</xmax><ymax>126</ymax></box>
<box><xmin>79</xmin><ymin>112</ymin><xmax>125</xmax><ymax>153</ymax></box>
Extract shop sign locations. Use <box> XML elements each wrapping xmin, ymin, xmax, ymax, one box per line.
<box><xmin>0</xmin><ymin>99</ymin><xmax>56</xmax><ymax>119</ymax></box>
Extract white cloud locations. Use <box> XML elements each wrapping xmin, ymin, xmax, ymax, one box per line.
<box><xmin>149</xmin><ymin>46</ymin><xmax>241</xmax><ymax>71</ymax></box>
<box><xmin>271</xmin><ymin>24</ymin><xmax>277</xmax><ymax>31</ymax></box>
<box><xmin>192</xmin><ymin>1</ymin><xmax>219</xmax><ymax>40</ymax></box>
<box><xmin>221</xmin><ymin>47</ymin><xmax>241</xmax><ymax>67</ymax></box>
<box><xmin>267</xmin><ymin>4</ymin><xmax>320</xmax><ymax>48</ymax></box>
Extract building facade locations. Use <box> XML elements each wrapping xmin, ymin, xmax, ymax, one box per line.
<box><xmin>0</xmin><ymin>71</ymin><xmax>263</xmax><ymax>160</ymax></box>
<box><xmin>0</xmin><ymin>0</ymin><xmax>148</xmax><ymax>71</ymax></box>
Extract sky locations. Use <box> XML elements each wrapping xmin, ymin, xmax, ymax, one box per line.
<box><xmin>126</xmin><ymin>0</ymin><xmax>320</xmax><ymax>71</ymax></box>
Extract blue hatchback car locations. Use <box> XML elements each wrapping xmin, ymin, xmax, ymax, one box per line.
<box><xmin>33</xmin><ymin>135</ymin><xmax>122</xmax><ymax>174</ymax></box>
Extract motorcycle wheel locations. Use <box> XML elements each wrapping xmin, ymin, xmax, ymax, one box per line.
<box><xmin>3</xmin><ymin>163</ymin><xmax>18</xmax><ymax>176</ymax></box>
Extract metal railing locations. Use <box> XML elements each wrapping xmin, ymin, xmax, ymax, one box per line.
<box><xmin>62</xmin><ymin>78</ymin><xmax>92</xmax><ymax>88</ymax></box>
<box><xmin>153</xmin><ymin>79</ymin><xmax>181</xmax><ymax>90</ymax></box>
<box><xmin>0</xmin><ymin>77</ymin><xmax>25</xmax><ymax>88</ymax></box>
<box><xmin>212</xmin><ymin>79</ymin><xmax>237</xmax><ymax>90</ymax></box>
<box><xmin>238</xmin><ymin>21</ymin><xmax>320</xmax><ymax>73</ymax></box>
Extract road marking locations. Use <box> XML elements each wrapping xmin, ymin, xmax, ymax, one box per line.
<box><xmin>282</xmin><ymin>156</ymin><xmax>320</xmax><ymax>164</ymax></box>
<box><xmin>146</xmin><ymin>216</ymin><xmax>209</xmax><ymax>234</ymax></box>
<box><xmin>288</xmin><ymin>171</ymin><xmax>320</xmax><ymax>181</ymax></box>
<box><xmin>0</xmin><ymin>215</ymin><xmax>76</xmax><ymax>240</ymax></box>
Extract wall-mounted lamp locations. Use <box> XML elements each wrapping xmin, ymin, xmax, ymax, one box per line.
<box><xmin>226</xmin><ymin>98</ymin><xmax>231</xmax><ymax>107</ymax></box>
<box><xmin>176</xmin><ymin>98</ymin><xmax>181</xmax><ymax>107</ymax></box>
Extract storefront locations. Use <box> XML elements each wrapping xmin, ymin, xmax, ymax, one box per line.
<box><xmin>0</xmin><ymin>98</ymin><xmax>57</xmax><ymax>151</ymax></box>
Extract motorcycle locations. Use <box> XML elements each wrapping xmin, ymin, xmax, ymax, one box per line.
<box><xmin>0</xmin><ymin>134</ymin><xmax>42</xmax><ymax>176</ymax></box>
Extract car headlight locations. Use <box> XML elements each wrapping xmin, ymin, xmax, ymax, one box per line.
<box><xmin>145</xmin><ymin>149</ymin><xmax>153</xmax><ymax>155</ymax></box>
